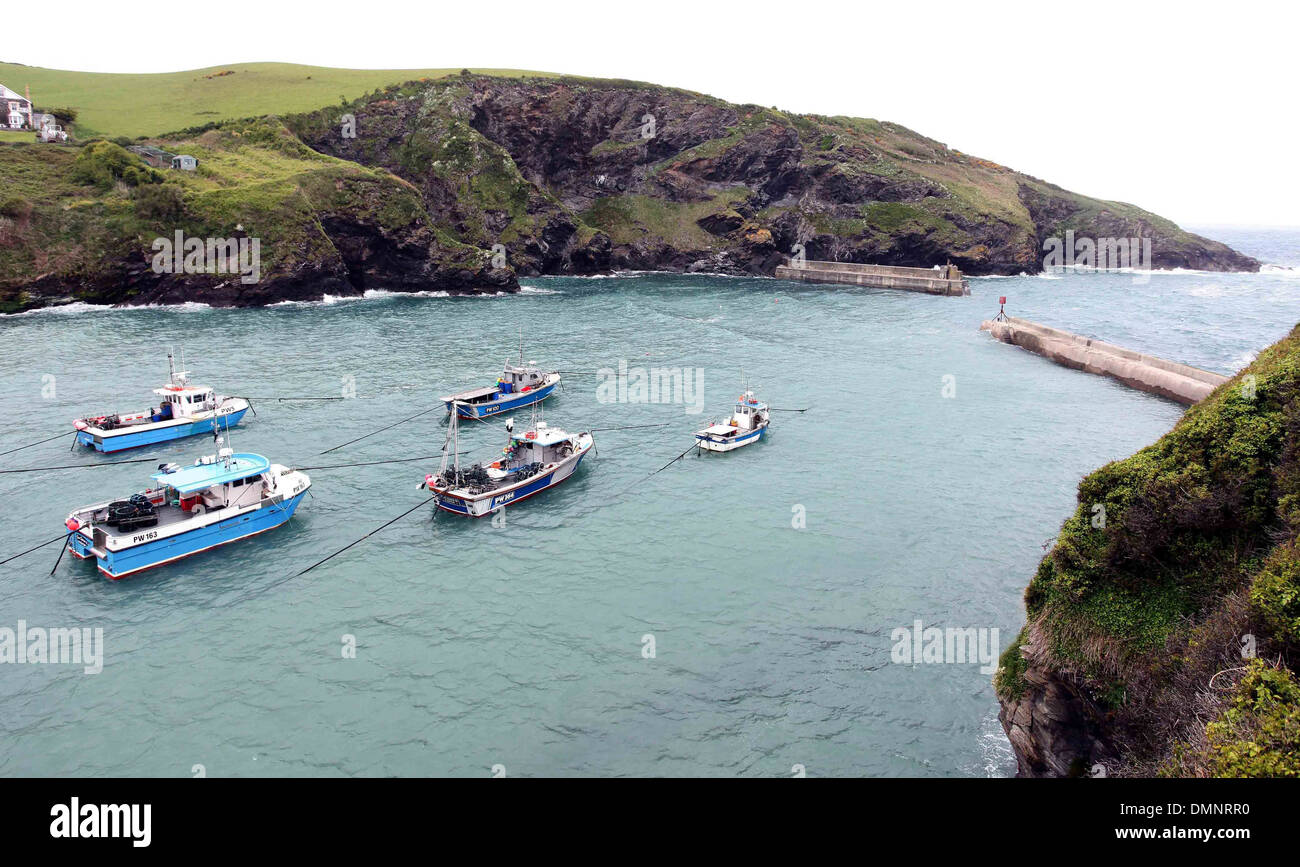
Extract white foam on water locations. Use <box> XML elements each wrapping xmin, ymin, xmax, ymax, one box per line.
<box><xmin>3</xmin><ymin>300</ymin><xmax>212</xmax><ymax>317</ymax></box>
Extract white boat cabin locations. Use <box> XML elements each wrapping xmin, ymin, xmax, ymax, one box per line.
<box><xmin>152</xmin><ymin>379</ymin><xmax>218</xmax><ymax>420</ymax></box>
<box><xmin>497</xmin><ymin>362</ymin><xmax>548</xmax><ymax>394</ymax></box>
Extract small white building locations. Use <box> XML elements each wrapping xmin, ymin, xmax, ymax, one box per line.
<box><xmin>0</xmin><ymin>83</ymin><xmax>33</xmax><ymax>129</ymax></box>
<box><xmin>171</xmin><ymin>154</ymin><xmax>199</xmax><ymax>171</ymax></box>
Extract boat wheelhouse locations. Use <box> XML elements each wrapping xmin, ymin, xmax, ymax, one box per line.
<box><xmin>694</xmin><ymin>391</ymin><xmax>770</xmax><ymax>452</ymax></box>
<box><xmin>63</xmin><ymin>449</ymin><xmax>310</xmax><ymax>579</ymax></box>
<box><xmin>73</xmin><ymin>352</ymin><xmax>250</xmax><ymax>453</ymax></box>
<box><xmin>441</xmin><ymin>361</ymin><xmax>560</xmax><ymax>419</ymax></box>
<box><xmin>421</xmin><ymin>406</ymin><xmax>593</xmax><ymax>517</ymax></box>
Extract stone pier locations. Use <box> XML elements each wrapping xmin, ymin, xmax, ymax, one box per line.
<box><xmin>980</xmin><ymin>316</ymin><xmax>1228</xmax><ymax>405</ymax></box>
<box><xmin>774</xmin><ymin>259</ymin><xmax>969</xmax><ymax>296</ymax></box>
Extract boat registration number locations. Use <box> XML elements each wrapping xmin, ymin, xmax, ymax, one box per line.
<box><xmin>131</xmin><ymin>530</ymin><xmax>159</xmax><ymax>544</ymax></box>
<box><xmin>494</xmin><ymin>491</ymin><xmax>516</xmax><ymax>507</ymax></box>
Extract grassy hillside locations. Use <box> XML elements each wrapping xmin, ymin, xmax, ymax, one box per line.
<box><xmin>0</xmin><ymin>62</ymin><xmax>560</xmax><ymax>139</ymax></box>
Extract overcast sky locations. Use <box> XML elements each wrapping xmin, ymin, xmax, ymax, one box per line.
<box><xmin>7</xmin><ymin>0</ymin><xmax>1295</xmax><ymax>226</ymax></box>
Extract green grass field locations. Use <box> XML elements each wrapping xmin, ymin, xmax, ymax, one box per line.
<box><xmin>0</xmin><ymin>62</ymin><xmax>559</xmax><ymax>139</ymax></box>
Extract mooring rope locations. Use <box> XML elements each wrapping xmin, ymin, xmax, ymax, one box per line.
<box><xmin>0</xmin><ymin>533</ymin><xmax>68</xmax><ymax>566</ymax></box>
<box><xmin>318</xmin><ymin>404</ymin><xmax>446</xmax><ymax>455</ymax></box>
<box><xmin>293</xmin><ymin>453</ymin><xmax>466</xmax><ymax>471</ymax></box>
<box><xmin>0</xmin><ymin>431</ymin><xmax>74</xmax><ymax>457</ymax></box>
<box><xmin>588</xmin><ymin>423</ymin><xmax>671</xmax><ymax>432</ymax></box>
<box><xmin>292</xmin><ymin>495</ymin><xmax>436</xmax><ymax>578</ymax></box>
<box><xmin>0</xmin><ymin>456</ymin><xmax>159</xmax><ymax>475</ymax></box>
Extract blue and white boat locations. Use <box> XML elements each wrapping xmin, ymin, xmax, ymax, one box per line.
<box><xmin>420</xmin><ymin>404</ymin><xmax>593</xmax><ymax>517</ymax></box>
<box><xmin>73</xmin><ymin>352</ymin><xmax>250</xmax><ymax>453</ymax></box>
<box><xmin>694</xmin><ymin>391</ymin><xmax>770</xmax><ymax>452</ymax></box>
<box><xmin>63</xmin><ymin>447</ymin><xmax>310</xmax><ymax>579</ymax></box>
<box><xmin>441</xmin><ymin>360</ymin><xmax>560</xmax><ymax>419</ymax></box>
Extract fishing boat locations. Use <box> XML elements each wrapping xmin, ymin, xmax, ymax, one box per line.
<box><xmin>441</xmin><ymin>334</ymin><xmax>560</xmax><ymax>419</ymax></box>
<box><xmin>63</xmin><ymin>444</ymin><xmax>310</xmax><ymax>579</ymax></box>
<box><xmin>420</xmin><ymin>404</ymin><xmax>593</xmax><ymax>517</ymax></box>
<box><xmin>694</xmin><ymin>390</ymin><xmax>770</xmax><ymax>452</ymax></box>
<box><xmin>441</xmin><ymin>361</ymin><xmax>560</xmax><ymax>419</ymax></box>
<box><xmin>72</xmin><ymin>352</ymin><xmax>250</xmax><ymax>453</ymax></box>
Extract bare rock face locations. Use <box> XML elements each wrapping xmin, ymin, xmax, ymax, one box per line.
<box><xmin>998</xmin><ymin>625</ymin><xmax>1118</xmax><ymax>777</ymax></box>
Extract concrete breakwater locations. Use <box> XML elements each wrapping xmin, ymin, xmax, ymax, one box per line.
<box><xmin>980</xmin><ymin>316</ymin><xmax>1229</xmax><ymax>405</ymax></box>
<box><xmin>774</xmin><ymin>259</ymin><xmax>969</xmax><ymax>296</ymax></box>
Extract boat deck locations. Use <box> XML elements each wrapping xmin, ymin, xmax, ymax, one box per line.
<box><xmin>95</xmin><ymin>504</ymin><xmax>194</xmax><ymax>539</ymax></box>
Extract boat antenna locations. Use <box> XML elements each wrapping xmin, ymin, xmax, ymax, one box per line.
<box><xmin>167</xmin><ymin>347</ymin><xmax>176</xmax><ymax>382</ymax></box>
<box><xmin>447</xmin><ymin>401</ymin><xmax>461</xmax><ymax>479</ymax></box>
<box><xmin>215</xmin><ymin>414</ymin><xmax>234</xmax><ymax>469</ymax></box>
<box><xmin>519</xmin><ymin>325</ymin><xmax>524</xmax><ymax>366</ymax></box>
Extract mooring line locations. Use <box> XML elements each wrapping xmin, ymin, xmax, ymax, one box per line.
<box><xmin>0</xmin><ymin>456</ymin><xmax>159</xmax><ymax>475</ymax></box>
<box><xmin>292</xmin><ymin>495</ymin><xmax>436</xmax><ymax>578</ymax></box>
<box><xmin>294</xmin><ymin>453</ymin><xmax>467</xmax><ymax>471</ymax></box>
<box><xmin>0</xmin><ymin>431</ymin><xmax>74</xmax><ymax>457</ymax></box>
<box><xmin>318</xmin><ymin>404</ymin><xmax>445</xmax><ymax>455</ymax></box>
<box><xmin>588</xmin><ymin>423</ymin><xmax>671</xmax><ymax>433</ymax></box>
<box><xmin>0</xmin><ymin>533</ymin><xmax>67</xmax><ymax>566</ymax></box>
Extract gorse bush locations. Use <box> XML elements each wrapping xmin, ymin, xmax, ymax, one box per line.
<box><xmin>1203</xmin><ymin>661</ymin><xmax>1300</xmax><ymax>777</ymax></box>
<box><xmin>71</xmin><ymin>141</ymin><xmax>163</xmax><ymax>190</ymax></box>
<box><xmin>131</xmin><ymin>183</ymin><xmax>186</xmax><ymax>223</ymax></box>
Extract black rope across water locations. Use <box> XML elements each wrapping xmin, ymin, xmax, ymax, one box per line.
<box><xmin>0</xmin><ymin>430</ymin><xmax>74</xmax><ymax>457</ymax></box>
<box><xmin>0</xmin><ymin>533</ymin><xmax>67</xmax><ymax>566</ymax></box>
<box><xmin>294</xmin><ymin>453</ymin><xmax>467</xmax><ymax>472</ymax></box>
<box><xmin>318</xmin><ymin>404</ymin><xmax>445</xmax><ymax>455</ymax></box>
<box><xmin>588</xmin><ymin>423</ymin><xmax>671</xmax><ymax>433</ymax></box>
<box><xmin>293</xmin><ymin>495</ymin><xmax>436</xmax><ymax>578</ymax></box>
<box><xmin>239</xmin><ymin>395</ymin><xmax>346</xmax><ymax>401</ymax></box>
<box><xmin>0</xmin><ymin>456</ymin><xmax>159</xmax><ymax>475</ymax></box>
<box><xmin>769</xmin><ymin>407</ymin><xmax>810</xmax><ymax>413</ymax></box>
<box><xmin>613</xmin><ymin>441</ymin><xmax>700</xmax><ymax>497</ymax></box>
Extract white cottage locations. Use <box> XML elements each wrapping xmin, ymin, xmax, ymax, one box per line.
<box><xmin>171</xmin><ymin>154</ymin><xmax>199</xmax><ymax>171</ymax></box>
<box><xmin>0</xmin><ymin>83</ymin><xmax>33</xmax><ymax>130</ymax></box>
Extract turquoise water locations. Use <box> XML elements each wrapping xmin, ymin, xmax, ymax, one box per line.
<box><xmin>1</xmin><ymin>228</ymin><xmax>1296</xmax><ymax>777</ymax></box>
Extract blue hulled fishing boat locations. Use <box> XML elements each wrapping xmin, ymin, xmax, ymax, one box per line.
<box><xmin>441</xmin><ymin>361</ymin><xmax>560</xmax><ymax>419</ymax></box>
<box><xmin>420</xmin><ymin>404</ymin><xmax>593</xmax><ymax>517</ymax></box>
<box><xmin>694</xmin><ymin>390</ymin><xmax>770</xmax><ymax>452</ymax></box>
<box><xmin>72</xmin><ymin>351</ymin><xmax>250</xmax><ymax>453</ymax></box>
<box><xmin>63</xmin><ymin>444</ymin><xmax>310</xmax><ymax>579</ymax></box>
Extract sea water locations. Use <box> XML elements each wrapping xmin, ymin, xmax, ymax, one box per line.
<box><xmin>0</xmin><ymin>227</ymin><xmax>1295</xmax><ymax>777</ymax></box>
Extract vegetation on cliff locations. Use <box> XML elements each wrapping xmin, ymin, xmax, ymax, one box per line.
<box><xmin>0</xmin><ymin>67</ymin><xmax>1258</xmax><ymax>310</ymax></box>
<box><xmin>0</xmin><ymin>116</ymin><xmax>510</xmax><ymax>310</ymax></box>
<box><xmin>997</xmin><ymin>325</ymin><xmax>1300</xmax><ymax>776</ymax></box>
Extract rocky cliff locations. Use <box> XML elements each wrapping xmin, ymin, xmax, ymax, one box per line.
<box><xmin>996</xmin><ymin>327</ymin><xmax>1300</xmax><ymax>777</ymax></box>
<box><xmin>290</xmin><ymin>74</ymin><xmax>1258</xmax><ymax>279</ymax></box>
<box><xmin>0</xmin><ymin>73</ymin><xmax>1257</xmax><ymax>312</ymax></box>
